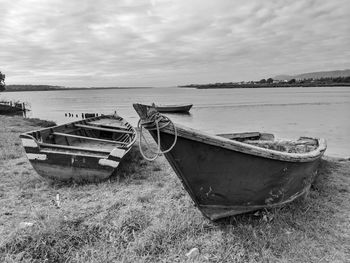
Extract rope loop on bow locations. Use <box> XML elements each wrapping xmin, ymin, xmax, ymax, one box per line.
<box><xmin>137</xmin><ymin>110</ymin><xmax>177</xmax><ymax>161</ymax></box>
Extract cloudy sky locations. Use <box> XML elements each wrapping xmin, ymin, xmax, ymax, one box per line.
<box><xmin>1</xmin><ymin>0</ymin><xmax>349</xmax><ymax>87</ymax></box>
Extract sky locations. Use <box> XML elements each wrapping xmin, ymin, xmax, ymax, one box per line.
<box><xmin>0</xmin><ymin>0</ymin><xmax>349</xmax><ymax>87</ymax></box>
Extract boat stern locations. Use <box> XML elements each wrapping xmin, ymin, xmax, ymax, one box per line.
<box><xmin>20</xmin><ymin>133</ymin><xmax>45</xmax><ymax>161</ymax></box>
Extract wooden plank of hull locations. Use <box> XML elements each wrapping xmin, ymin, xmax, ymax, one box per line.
<box><xmin>30</xmin><ymin>162</ymin><xmax>112</xmax><ymax>182</ymax></box>
<box><xmin>24</xmin><ymin>149</ymin><xmax>117</xmax><ymax>182</ymax></box>
<box><xmin>199</xmin><ymin>186</ymin><xmax>309</xmax><ymax>220</ymax></box>
<box><xmin>148</xmin><ymin>130</ymin><xmax>322</xmax><ymax>220</ymax></box>
<box><xmin>38</xmin><ymin>142</ymin><xmax>112</xmax><ymax>154</ymax></box>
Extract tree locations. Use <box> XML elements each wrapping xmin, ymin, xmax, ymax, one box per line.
<box><xmin>259</xmin><ymin>79</ymin><xmax>266</xmax><ymax>84</ymax></box>
<box><xmin>288</xmin><ymin>78</ymin><xmax>296</xmax><ymax>84</ymax></box>
<box><xmin>0</xmin><ymin>71</ymin><xmax>5</xmax><ymax>92</ymax></box>
<box><xmin>266</xmin><ymin>78</ymin><xmax>274</xmax><ymax>84</ymax></box>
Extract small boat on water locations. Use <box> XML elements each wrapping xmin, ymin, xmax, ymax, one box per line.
<box><xmin>148</xmin><ymin>103</ymin><xmax>193</xmax><ymax>113</ymax></box>
<box><xmin>20</xmin><ymin>114</ymin><xmax>136</xmax><ymax>182</ymax></box>
<box><xmin>133</xmin><ymin>103</ymin><xmax>327</xmax><ymax>220</ymax></box>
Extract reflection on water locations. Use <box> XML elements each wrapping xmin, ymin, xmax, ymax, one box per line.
<box><xmin>2</xmin><ymin>86</ymin><xmax>350</xmax><ymax>157</ymax></box>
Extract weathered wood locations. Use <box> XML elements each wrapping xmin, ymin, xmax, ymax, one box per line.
<box><xmin>75</xmin><ymin>124</ymin><xmax>133</xmax><ymax>134</ymax></box>
<box><xmin>39</xmin><ymin>142</ymin><xmax>112</xmax><ymax>154</ymax></box>
<box><xmin>52</xmin><ymin>132</ymin><xmax>128</xmax><ymax>145</ymax></box>
<box><xmin>217</xmin><ymin>132</ymin><xmax>261</xmax><ymax>140</ymax></box>
<box><xmin>21</xmin><ymin>114</ymin><xmax>137</xmax><ymax>182</ymax></box>
<box><xmin>160</xmin><ymin>124</ymin><xmax>326</xmax><ymax>162</ymax></box>
<box><xmin>40</xmin><ymin>149</ymin><xmax>107</xmax><ymax>159</ymax></box>
<box><xmin>86</xmin><ymin>121</ymin><xmax>128</xmax><ymax>130</ymax></box>
<box><xmin>133</xmin><ymin>103</ymin><xmax>327</xmax><ymax>220</ymax></box>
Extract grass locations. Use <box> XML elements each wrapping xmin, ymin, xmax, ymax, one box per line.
<box><xmin>0</xmin><ymin>116</ymin><xmax>56</xmax><ymax>160</ymax></box>
<box><xmin>0</xmin><ymin>115</ymin><xmax>349</xmax><ymax>262</ymax></box>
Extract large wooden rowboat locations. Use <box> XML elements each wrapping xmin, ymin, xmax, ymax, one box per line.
<box><xmin>133</xmin><ymin>103</ymin><xmax>327</xmax><ymax>220</ymax></box>
<box><xmin>147</xmin><ymin>103</ymin><xmax>193</xmax><ymax>113</ymax></box>
<box><xmin>20</xmin><ymin>114</ymin><xmax>136</xmax><ymax>182</ymax></box>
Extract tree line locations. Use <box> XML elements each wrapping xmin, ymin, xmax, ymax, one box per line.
<box><xmin>0</xmin><ymin>71</ymin><xmax>5</xmax><ymax>92</ymax></box>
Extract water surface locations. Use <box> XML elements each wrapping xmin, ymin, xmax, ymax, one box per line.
<box><xmin>2</xmin><ymin>86</ymin><xmax>349</xmax><ymax>157</ymax></box>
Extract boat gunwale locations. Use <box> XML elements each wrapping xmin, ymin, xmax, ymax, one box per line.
<box><xmin>154</xmin><ymin>123</ymin><xmax>326</xmax><ymax>163</ymax></box>
<box><xmin>19</xmin><ymin>114</ymin><xmax>137</xmax><ymax>154</ymax></box>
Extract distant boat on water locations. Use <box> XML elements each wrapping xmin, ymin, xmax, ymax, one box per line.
<box><xmin>133</xmin><ymin>103</ymin><xmax>327</xmax><ymax>220</ymax></box>
<box><xmin>147</xmin><ymin>103</ymin><xmax>193</xmax><ymax>113</ymax></box>
<box><xmin>20</xmin><ymin>114</ymin><xmax>136</xmax><ymax>182</ymax></box>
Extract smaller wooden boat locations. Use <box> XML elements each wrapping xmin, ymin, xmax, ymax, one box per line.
<box><xmin>20</xmin><ymin>114</ymin><xmax>136</xmax><ymax>182</ymax></box>
<box><xmin>133</xmin><ymin>103</ymin><xmax>327</xmax><ymax>220</ymax></box>
<box><xmin>149</xmin><ymin>103</ymin><xmax>193</xmax><ymax>113</ymax></box>
<box><xmin>0</xmin><ymin>101</ymin><xmax>26</xmax><ymax>114</ymax></box>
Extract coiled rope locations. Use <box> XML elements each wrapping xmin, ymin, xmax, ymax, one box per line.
<box><xmin>137</xmin><ymin>111</ymin><xmax>177</xmax><ymax>161</ymax></box>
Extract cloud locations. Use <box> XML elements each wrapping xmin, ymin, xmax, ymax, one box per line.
<box><xmin>0</xmin><ymin>0</ymin><xmax>349</xmax><ymax>86</ymax></box>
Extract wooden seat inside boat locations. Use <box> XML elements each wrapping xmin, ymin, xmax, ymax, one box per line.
<box><xmin>52</xmin><ymin>132</ymin><xmax>128</xmax><ymax>145</ymax></box>
<box><xmin>74</xmin><ymin>124</ymin><xmax>133</xmax><ymax>134</ymax></box>
<box><xmin>49</xmin><ymin>128</ymin><xmax>130</xmax><ymax>151</ymax></box>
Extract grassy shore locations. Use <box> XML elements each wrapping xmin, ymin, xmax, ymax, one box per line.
<box><xmin>0</xmin><ymin>115</ymin><xmax>349</xmax><ymax>262</ymax></box>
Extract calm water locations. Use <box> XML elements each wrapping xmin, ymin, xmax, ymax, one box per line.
<box><xmin>2</xmin><ymin>86</ymin><xmax>350</xmax><ymax>157</ymax></box>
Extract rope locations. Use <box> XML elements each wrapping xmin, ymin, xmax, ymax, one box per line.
<box><xmin>137</xmin><ymin>111</ymin><xmax>177</xmax><ymax>161</ymax></box>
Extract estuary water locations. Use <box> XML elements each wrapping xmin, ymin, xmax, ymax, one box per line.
<box><xmin>2</xmin><ymin>86</ymin><xmax>350</xmax><ymax>157</ymax></box>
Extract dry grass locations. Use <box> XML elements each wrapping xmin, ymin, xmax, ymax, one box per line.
<box><xmin>0</xmin><ymin>116</ymin><xmax>56</xmax><ymax>160</ymax></box>
<box><xmin>0</xmin><ymin>115</ymin><xmax>349</xmax><ymax>262</ymax></box>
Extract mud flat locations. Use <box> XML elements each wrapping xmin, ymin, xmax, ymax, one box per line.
<box><xmin>0</xmin><ymin>115</ymin><xmax>349</xmax><ymax>262</ymax></box>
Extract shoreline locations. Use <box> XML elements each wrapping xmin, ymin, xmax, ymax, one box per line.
<box><xmin>179</xmin><ymin>83</ymin><xmax>350</xmax><ymax>89</ymax></box>
<box><xmin>0</xmin><ymin>115</ymin><xmax>349</xmax><ymax>262</ymax></box>
<box><xmin>2</xmin><ymin>86</ymin><xmax>154</xmax><ymax>92</ymax></box>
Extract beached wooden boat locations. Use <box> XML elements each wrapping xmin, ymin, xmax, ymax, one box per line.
<box><xmin>133</xmin><ymin>103</ymin><xmax>327</xmax><ymax>220</ymax></box>
<box><xmin>0</xmin><ymin>101</ymin><xmax>26</xmax><ymax>114</ymax></box>
<box><xmin>20</xmin><ymin>114</ymin><xmax>136</xmax><ymax>182</ymax></box>
<box><xmin>149</xmin><ymin>103</ymin><xmax>193</xmax><ymax>113</ymax></box>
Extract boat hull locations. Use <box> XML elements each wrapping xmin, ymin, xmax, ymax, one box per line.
<box><xmin>22</xmin><ymin>144</ymin><xmax>115</xmax><ymax>182</ymax></box>
<box><xmin>0</xmin><ymin>103</ymin><xmax>24</xmax><ymax>114</ymax></box>
<box><xmin>148</xmin><ymin>128</ymin><xmax>323</xmax><ymax>220</ymax></box>
<box><xmin>20</xmin><ymin>114</ymin><xmax>136</xmax><ymax>182</ymax></box>
<box><xmin>29</xmin><ymin>162</ymin><xmax>113</xmax><ymax>182</ymax></box>
<box><xmin>154</xmin><ymin>104</ymin><xmax>193</xmax><ymax>113</ymax></box>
